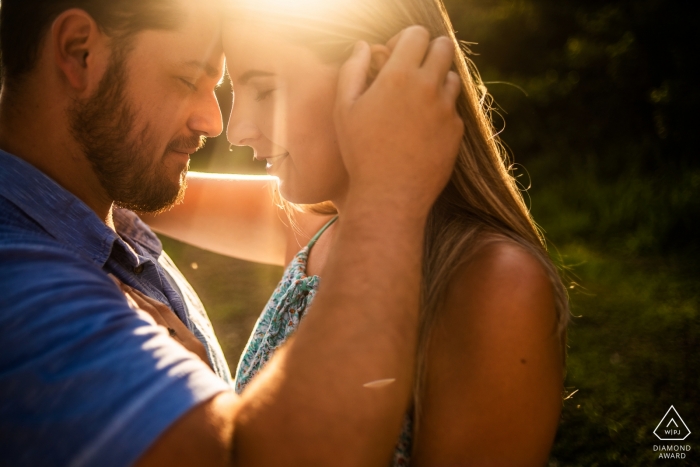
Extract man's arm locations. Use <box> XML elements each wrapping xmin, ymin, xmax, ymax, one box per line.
<box><xmin>233</xmin><ymin>29</ymin><xmax>462</xmax><ymax>465</ymax></box>
<box><xmin>0</xmin><ymin>241</ymin><xmax>231</xmax><ymax>467</ymax></box>
<box><xmin>138</xmin><ymin>27</ymin><xmax>463</xmax><ymax>467</ymax></box>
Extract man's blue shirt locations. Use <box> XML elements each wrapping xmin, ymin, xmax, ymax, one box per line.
<box><xmin>0</xmin><ymin>150</ymin><xmax>231</xmax><ymax>467</ymax></box>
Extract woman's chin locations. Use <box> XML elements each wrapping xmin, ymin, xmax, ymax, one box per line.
<box><xmin>278</xmin><ymin>183</ymin><xmax>325</xmax><ymax>206</ymax></box>
<box><xmin>277</xmin><ymin>182</ymin><xmax>300</xmax><ymax>204</ymax></box>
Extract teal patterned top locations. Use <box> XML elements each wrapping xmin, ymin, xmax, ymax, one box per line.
<box><xmin>233</xmin><ymin>216</ymin><xmax>413</xmax><ymax>466</ymax></box>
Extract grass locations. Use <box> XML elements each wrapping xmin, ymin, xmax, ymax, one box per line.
<box><xmin>549</xmin><ymin>244</ymin><xmax>699</xmax><ymax>466</ymax></box>
<box><xmin>159</xmin><ymin>235</ymin><xmax>283</xmax><ymax>366</ymax></box>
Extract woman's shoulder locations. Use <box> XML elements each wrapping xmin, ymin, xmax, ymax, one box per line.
<box><xmin>458</xmin><ymin>235</ymin><xmax>550</xmax><ymax>287</ymax></box>
<box><xmin>442</xmin><ymin>233</ymin><xmax>558</xmax><ymax>332</ymax></box>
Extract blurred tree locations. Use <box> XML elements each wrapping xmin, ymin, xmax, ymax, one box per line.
<box><xmin>444</xmin><ymin>0</ymin><xmax>700</xmax><ymax>256</ymax></box>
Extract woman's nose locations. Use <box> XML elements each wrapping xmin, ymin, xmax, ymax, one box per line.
<box><xmin>227</xmin><ymin>94</ymin><xmax>261</xmax><ymax>146</ymax></box>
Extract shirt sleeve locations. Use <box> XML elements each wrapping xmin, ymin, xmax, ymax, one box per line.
<box><xmin>0</xmin><ymin>241</ymin><xmax>231</xmax><ymax>467</ymax></box>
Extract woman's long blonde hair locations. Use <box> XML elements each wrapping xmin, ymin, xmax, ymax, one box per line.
<box><xmin>228</xmin><ymin>0</ymin><xmax>570</xmax><ymax>436</ymax></box>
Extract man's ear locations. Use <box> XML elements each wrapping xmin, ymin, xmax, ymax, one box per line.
<box><xmin>51</xmin><ymin>9</ymin><xmax>105</xmax><ymax>94</ymax></box>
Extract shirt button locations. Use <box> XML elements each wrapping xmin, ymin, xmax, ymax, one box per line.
<box><xmin>133</xmin><ymin>264</ymin><xmax>145</xmax><ymax>274</ymax></box>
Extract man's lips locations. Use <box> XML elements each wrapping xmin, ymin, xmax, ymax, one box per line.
<box><xmin>170</xmin><ymin>148</ymin><xmax>198</xmax><ymax>155</ymax></box>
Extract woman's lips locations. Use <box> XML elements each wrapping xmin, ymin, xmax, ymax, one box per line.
<box><xmin>261</xmin><ymin>153</ymin><xmax>289</xmax><ymax>170</ymax></box>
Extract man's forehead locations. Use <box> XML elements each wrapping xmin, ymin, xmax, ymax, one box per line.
<box><xmin>176</xmin><ymin>0</ymin><xmax>223</xmax><ymax>46</ymax></box>
<box><xmin>181</xmin><ymin>59</ymin><xmax>224</xmax><ymax>80</ymax></box>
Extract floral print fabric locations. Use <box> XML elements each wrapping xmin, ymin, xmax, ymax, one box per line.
<box><xmin>233</xmin><ymin>245</ymin><xmax>320</xmax><ymax>393</ymax></box>
<box><xmin>234</xmin><ymin>222</ymin><xmax>413</xmax><ymax>465</ymax></box>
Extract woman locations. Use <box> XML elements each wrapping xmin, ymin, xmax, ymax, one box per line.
<box><xmin>145</xmin><ymin>0</ymin><xmax>570</xmax><ymax>464</ymax></box>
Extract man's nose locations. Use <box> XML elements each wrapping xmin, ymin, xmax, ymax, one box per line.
<box><xmin>187</xmin><ymin>90</ymin><xmax>223</xmax><ymax>138</ymax></box>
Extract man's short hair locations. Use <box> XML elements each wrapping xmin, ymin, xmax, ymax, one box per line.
<box><xmin>0</xmin><ymin>0</ymin><xmax>184</xmax><ymax>84</ymax></box>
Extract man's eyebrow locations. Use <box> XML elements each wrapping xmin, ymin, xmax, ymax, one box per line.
<box><xmin>238</xmin><ymin>70</ymin><xmax>275</xmax><ymax>84</ymax></box>
<box><xmin>183</xmin><ymin>60</ymin><xmax>221</xmax><ymax>79</ymax></box>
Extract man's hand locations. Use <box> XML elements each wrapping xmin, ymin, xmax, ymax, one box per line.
<box><xmin>335</xmin><ymin>25</ymin><xmax>463</xmax><ymax>217</ymax></box>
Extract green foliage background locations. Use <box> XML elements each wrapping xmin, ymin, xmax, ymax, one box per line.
<box><xmin>167</xmin><ymin>0</ymin><xmax>700</xmax><ymax>464</ymax></box>
<box><xmin>445</xmin><ymin>0</ymin><xmax>700</xmax><ymax>256</ymax></box>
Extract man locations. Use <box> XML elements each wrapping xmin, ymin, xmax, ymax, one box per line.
<box><xmin>0</xmin><ymin>0</ymin><xmax>463</xmax><ymax>466</ymax></box>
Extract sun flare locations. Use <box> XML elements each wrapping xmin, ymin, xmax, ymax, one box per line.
<box><xmin>225</xmin><ymin>0</ymin><xmax>351</xmax><ymax>22</ymax></box>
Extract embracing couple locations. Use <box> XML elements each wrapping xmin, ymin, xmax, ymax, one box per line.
<box><xmin>0</xmin><ymin>0</ymin><xmax>569</xmax><ymax>466</ymax></box>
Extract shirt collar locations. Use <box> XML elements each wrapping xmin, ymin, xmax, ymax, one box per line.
<box><xmin>0</xmin><ymin>150</ymin><xmax>161</xmax><ymax>267</ymax></box>
<box><xmin>113</xmin><ymin>208</ymin><xmax>163</xmax><ymax>258</ymax></box>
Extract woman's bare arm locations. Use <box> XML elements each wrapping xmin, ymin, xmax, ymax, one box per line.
<box><xmin>142</xmin><ymin>172</ymin><xmax>333</xmax><ymax>266</ymax></box>
<box><xmin>142</xmin><ymin>173</ymin><xmax>286</xmax><ymax>265</ymax></box>
<box><xmin>413</xmin><ymin>241</ymin><xmax>564</xmax><ymax>466</ymax></box>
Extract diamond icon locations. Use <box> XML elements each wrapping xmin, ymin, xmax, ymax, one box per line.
<box><xmin>654</xmin><ymin>406</ymin><xmax>691</xmax><ymax>441</ymax></box>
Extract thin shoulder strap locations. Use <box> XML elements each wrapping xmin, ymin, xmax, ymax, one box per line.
<box><xmin>307</xmin><ymin>216</ymin><xmax>339</xmax><ymax>249</ymax></box>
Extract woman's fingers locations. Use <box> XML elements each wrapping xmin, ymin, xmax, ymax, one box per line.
<box><xmin>121</xmin><ymin>285</ymin><xmax>212</xmax><ymax>369</ymax></box>
<box><xmin>125</xmin><ymin>287</ymin><xmax>180</xmax><ymax>329</ymax></box>
<box><xmin>123</xmin><ymin>293</ymin><xmax>144</xmax><ymax>313</ymax></box>
<box><xmin>123</xmin><ymin>286</ymin><xmax>170</xmax><ymax>327</ymax></box>
<box><xmin>108</xmin><ymin>275</ymin><xmax>212</xmax><ymax>368</ymax></box>
<box><xmin>111</xmin><ymin>274</ymin><xmax>174</xmax><ymax>329</ymax></box>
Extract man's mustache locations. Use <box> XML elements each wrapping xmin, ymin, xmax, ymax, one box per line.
<box><xmin>167</xmin><ymin>134</ymin><xmax>206</xmax><ymax>154</ymax></box>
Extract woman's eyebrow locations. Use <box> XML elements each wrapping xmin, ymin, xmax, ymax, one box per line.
<box><xmin>238</xmin><ymin>70</ymin><xmax>276</xmax><ymax>84</ymax></box>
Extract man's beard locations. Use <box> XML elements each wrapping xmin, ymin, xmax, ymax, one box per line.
<box><xmin>69</xmin><ymin>50</ymin><xmax>203</xmax><ymax>213</ymax></box>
